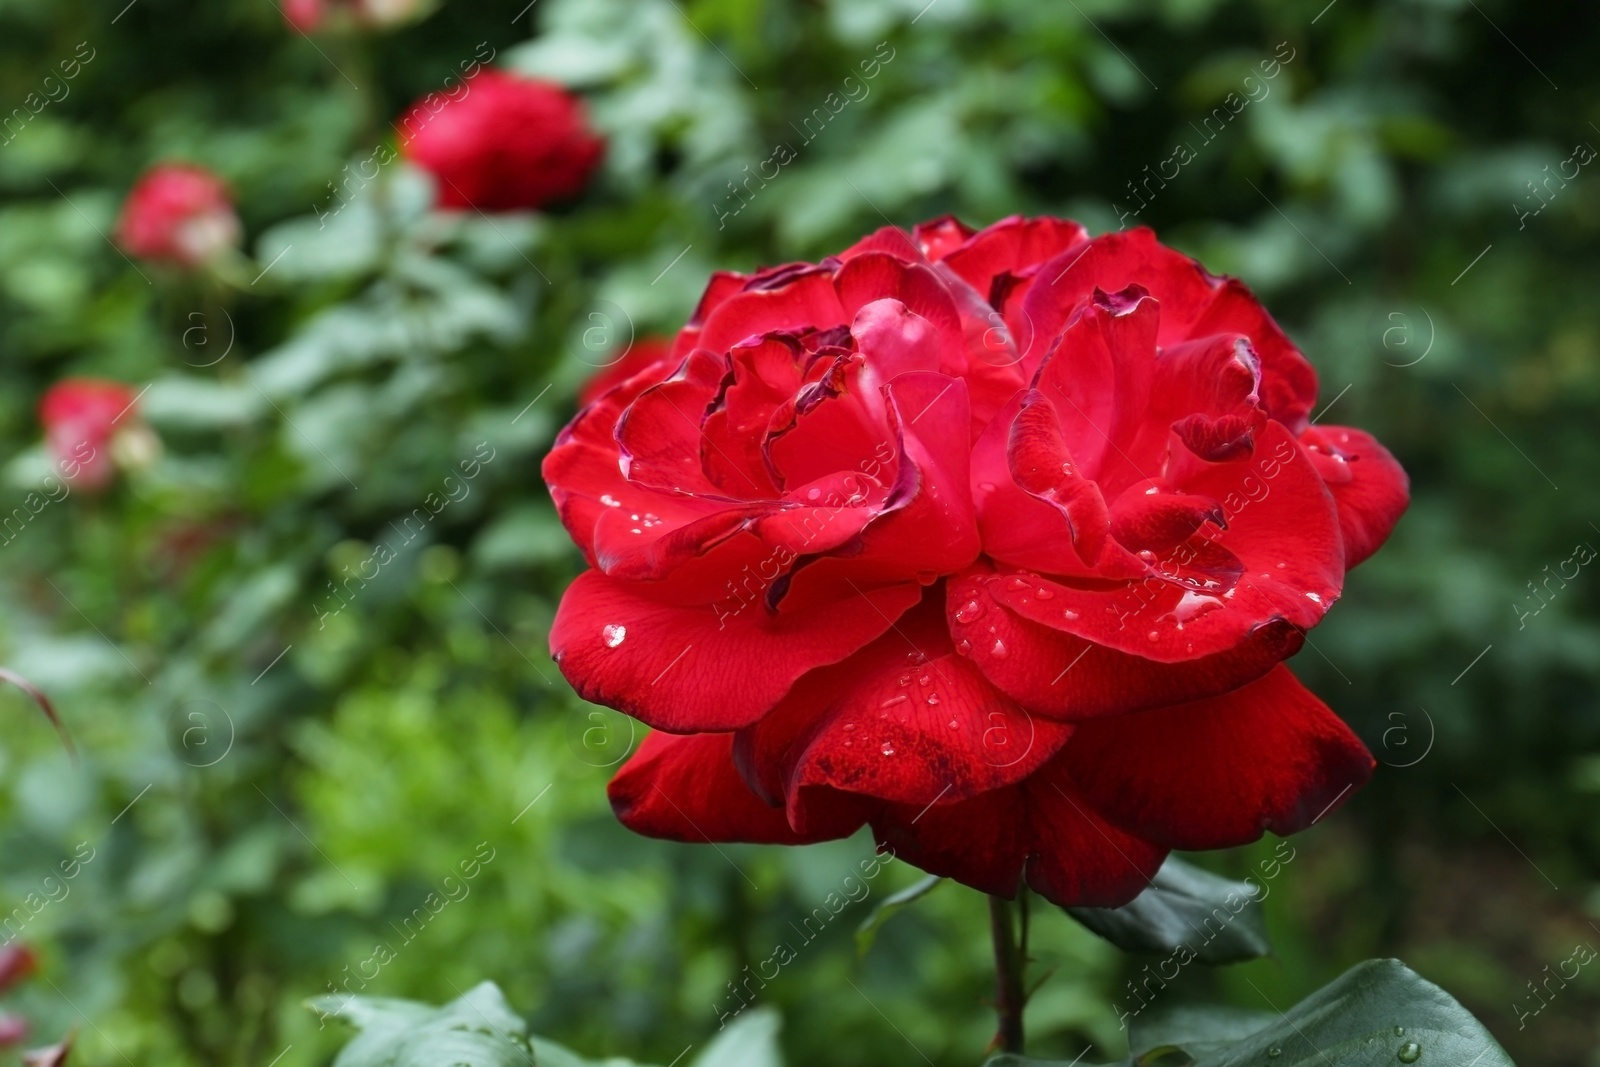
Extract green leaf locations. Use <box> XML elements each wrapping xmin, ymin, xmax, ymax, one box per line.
<box><xmin>310</xmin><ymin>981</ymin><xmax>534</xmax><ymax>1067</ymax></box>
<box><xmin>1064</xmin><ymin>855</ymin><xmax>1269</xmax><ymax>964</ymax></box>
<box><xmin>691</xmin><ymin>1006</ymin><xmax>783</xmax><ymax>1067</ymax></box>
<box><xmin>854</xmin><ymin>874</ymin><xmax>945</xmax><ymax>956</ymax></box>
<box><xmin>983</xmin><ymin>959</ymin><xmax>1516</xmax><ymax>1066</ymax></box>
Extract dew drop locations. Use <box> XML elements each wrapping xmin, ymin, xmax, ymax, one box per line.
<box><xmin>990</xmin><ymin>638</ymin><xmax>1009</xmax><ymax>659</ymax></box>
<box><xmin>602</xmin><ymin>624</ymin><xmax>627</xmax><ymax>648</ymax></box>
<box><xmin>898</xmin><ymin>674</ymin><xmax>912</xmax><ymax>687</ymax></box>
<box><xmin>1393</xmin><ymin>1027</ymin><xmax>1405</xmax><ymax>1037</ymax></box>
<box><xmin>1305</xmin><ymin>591</ymin><xmax>1323</xmax><ymax>604</ymax></box>
<box><xmin>1397</xmin><ymin>1042</ymin><xmax>1421</xmax><ymax>1064</ymax></box>
<box><xmin>807</xmin><ymin>487</ymin><xmax>822</xmax><ymax>500</ymax></box>
<box><xmin>1063</xmin><ymin>609</ymin><xmax>1080</xmax><ymax>621</ymax></box>
<box><xmin>1035</xmin><ymin>587</ymin><xmax>1055</xmax><ymax>600</ymax></box>
<box><xmin>1266</xmin><ymin>1049</ymin><xmax>1281</xmax><ymax>1060</ymax></box>
<box><xmin>1276</xmin><ymin>561</ymin><xmax>1287</xmax><ymax>569</ymax></box>
<box><xmin>955</xmin><ymin>600</ymin><xmax>984</xmax><ymax>623</ymax></box>
<box><xmin>1006</xmin><ymin>577</ymin><xmax>1030</xmax><ymax>592</ymax></box>
<box><xmin>881</xmin><ymin>694</ymin><xmax>908</xmax><ymax>708</ymax></box>
<box><xmin>917</xmin><ymin>674</ymin><xmax>932</xmax><ymax>687</ymax></box>
<box><xmin>978</xmin><ymin>481</ymin><xmax>997</xmax><ymax>493</ymax></box>
<box><xmin>630</xmin><ymin>513</ymin><xmax>640</xmax><ymax>521</ymax></box>
<box><xmin>843</xmin><ymin>739</ymin><xmax>853</xmax><ymax>747</ymax></box>
<box><xmin>1137</xmin><ymin>549</ymin><xmax>1156</xmax><ymax>561</ymax></box>
<box><xmin>948</xmin><ymin>719</ymin><xmax>960</xmax><ymax>730</ymax></box>
<box><xmin>600</xmin><ymin>494</ymin><xmax>622</xmax><ymax>508</ymax></box>
<box><xmin>843</xmin><ymin>722</ymin><xmax>856</xmax><ymax>732</ymax></box>
<box><xmin>1147</xmin><ymin>630</ymin><xmax>1161</xmax><ymax>643</ymax></box>
<box><xmin>1171</xmin><ymin>590</ymin><xmax>1224</xmax><ymax>623</ymax></box>
<box><xmin>956</xmin><ymin>639</ymin><xmax>973</xmax><ymax>655</ymax></box>
<box><xmin>880</xmin><ymin>741</ymin><xmax>896</xmax><ymax>756</ymax></box>
<box><xmin>926</xmin><ymin>693</ymin><xmax>940</xmax><ymax>706</ymax></box>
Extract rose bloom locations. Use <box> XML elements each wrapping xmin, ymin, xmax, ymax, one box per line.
<box><xmin>39</xmin><ymin>378</ymin><xmax>152</xmax><ymax>492</ymax></box>
<box><xmin>544</xmin><ymin>217</ymin><xmax>1408</xmax><ymax>906</ymax></box>
<box><xmin>398</xmin><ymin>70</ymin><xmax>604</xmax><ymax>213</ymax></box>
<box><xmin>116</xmin><ymin>164</ymin><xmax>241</xmax><ymax>268</ymax></box>
<box><xmin>281</xmin><ymin>0</ymin><xmax>325</xmax><ymax>32</ymax></box>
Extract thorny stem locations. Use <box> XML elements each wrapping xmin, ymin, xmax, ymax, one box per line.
<box><xmin>988</xmin><ymin>894</ymin><xmax>1026</xmax><ymax>1054</ymax></box>
<box><xmin>0</xmin><ymin>667</ymin><xmax>74</xmax><ymax>759</ymax></box>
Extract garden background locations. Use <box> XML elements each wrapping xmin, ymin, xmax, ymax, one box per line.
<box><xmin>1</xmin><ymin>0</ymin><xmax>1598</xmax><ymax>1063</ymax></box>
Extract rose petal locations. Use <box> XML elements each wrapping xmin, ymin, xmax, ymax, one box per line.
<box><xmin>610</xmin><ymin>731</ymin><xmax>862</xmax><ymax>844</ymax></box>
<box><xmin>1064</xmin><ymin>665</ymin><xmax>1374</xmax><ymax>850</ymax></box>
<box><xmin>550</xmin><ymin>568</ymin><xmax>923</xmax><ymax>731</ymax></box>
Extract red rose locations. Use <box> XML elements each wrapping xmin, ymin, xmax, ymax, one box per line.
<box><xmin>116</xmin><ymin>164</ymin><xmax>241</xmax><ymax>268</ymax></box>
<box><xmin>0</xmin><ymin>946</ymin><xmax>35</xmax><ymax>995</ymax></box>
<box><xmin>281</xmin><ymin>0</ymin><xmax>326</xmax><ymax>31</ymax></box>
<box><xmin>544</xmin><ymin>217</ymin><xmax>1407</xmax><ymax>907</ymax></box>
<box><xmin>398</xmin><ymin>70</ymin><xmax>604</xmax><ymax>213</ymax></box>
<box><xmin>577</xmin><ymin>336</ymin><xmax>675</xmax><ymax>408</ymax></box>
<box><xmin>39</xmin><ymin>378</ymin><xmax>150</xmax><ymax>492</ymax></box>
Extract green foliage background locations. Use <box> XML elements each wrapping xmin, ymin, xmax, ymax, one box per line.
<box><xmin>0</xmin><ymin>0</ymin><xmax>1597</xmax><ymax>1063</ymax></box>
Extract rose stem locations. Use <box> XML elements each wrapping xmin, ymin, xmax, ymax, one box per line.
<box><xmin>988</xmin><ymin>893</ymin><xmax>1027</xmax><ymax>1054</ymax></box>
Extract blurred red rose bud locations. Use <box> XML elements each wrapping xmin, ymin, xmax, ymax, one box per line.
<box><xmin>116</xmin><ymin>164</ymin><xmax>241</xmax><ymax>268</ymax></box>
<box><xmin>281</xmin><ymin>0</ymin><xmax>327</xmax><ymax>32</ymax></box>
<box><xmin>0</xmin><ymin>1015</ymin><xmax>28</xmax><ymax>1048</ymax></box>
<box><xmin>0</xmin><ymin>946</ymin><xmax>37</xmax><ymax>996</ymax></box>
<box><xmin>38</xmin><ymin>378</ymin><xmax>156</xmax><ymax>492</ymax></box>
<box><xmin>399</xmin><ymin>69</ymin><xmax>604</xmax><ymax>212</ymax></box>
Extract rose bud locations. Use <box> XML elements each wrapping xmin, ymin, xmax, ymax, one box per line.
<box><xmin>544</xmin><ymin>216</ymin><xmax>1408</xmax><ymax>908</ymax></box>
<box><xmin>0</xmin><ymin>945</ymin><xmax>37</xmax><ymax>995</ymax></box>
<box><xmin>399</xmin><ymin>69</ymin><xmax>604</xmax><ymax>212</ymax></box>
<box><xmin>39</xmin><ymin>378</ymin><xmax>157</xmax><ymax>492</ymax></box>
<box><xmin>116</xmin><ymin>164</ymin><xmax>241</xmax><ymax>269</ymax></box>
<box><xmin>281</xmin><ymin>0</ymin><xmax>326</xmax><ymax>32</ymax></box>
<box><xmin>0</xmin><ymin>1015</ymin><xmax>27</xmax><ymax>1048</ymax></box>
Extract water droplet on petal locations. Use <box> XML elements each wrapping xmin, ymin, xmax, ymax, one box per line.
<box><xmin>917</xmin><ymin>674</ymin><xmax>932</xmax><ymax>687</ymax></box>
<box><xmin>990</xmin><ymin>638</ymin><xmax>1009</xmax><ymax>658</ymax></box>
<box><xmin>955</xmin><ymin>599</ymin><xmax>984</xmax><ymax>623</ymax></box>
<box><xmin>1306</xmin><ymin>591</ymin><xmax>1323</xmax><ymax>604</ymax></box>
<box><xmin>1276</xmin><ymin>561</ymin><xmax>1287</xmax><ymax>569</ymax></box>
<box><xmin>602</xmin><ymin>624</ymin><xmax>627</xmax><ymax>648</ymax></box>
<box><xmin>948</xmin><ymin>719</ymin><xmax>960</xmax><ymax>730</ymax></box>
<box><xmin>807</xmin><ymin>487</ymin><xmax>821</xmax><ymax>500</ymax></box>
<box><xmin>1137</xmin><ymin>549</ymin><xmax>1156</xmax><ymax>562</ymax></box>
<box><xmin>880</xmin><ymin>741</ymin><xmax>896</xmax><ymax>756</ymax></box>
<box><xmin>1006</xmin><ymin>577</ymin><xmax>1030</xmax><ymax>592</ymax></box>
<box><xmin>1266</xmin><ymin>1049</ymin><xmax>1281</xmax><ymax>1060</ymax></box>
<box><xmin>926</xmin><ymin>693</ymin><xmax>939</xmax><ymax>706</ymax></box>
<box><xmin>1063</xmin><ymin>609</ymin><xmax>1079</xmax><ymax>621</ymax></box>
<box><xmin>600</xmin><ymin>494</ymin><xmax>622</xmax><ymax>508</ymax></box>
<box><xmin>1147</xmin><ymin>630</ymin><xmax>1161</xmax><ymax>643</ymax></box>
<box><xmin>956</xmin><ymin>639</ymin><xmax>973</xmax><ymax>655</ymax></box>
<box><xmin>1393</xmin><ymin>1027</ymin><xmax>1405</xmax><ymax>1037</ymax></box>
<box><xmin>898</xmin><ymin>674</ymin><xmax>911</xmax><ymax>687</ymax></box>
<box><xmin>843</xmin><ymin>722</ymin><xmax>855</xmax><ymax>732</ymax></box>
<box><xmin>1034</xmin><ymin>587</ymin><xmax>1054</xmax><ymax>600</ymax></box>
<box><xmin>1397</xmin><ymin>1042</ymin><xmax>1421</xmax><ymax>1063</ymax></box>
<box><xmin>881</xmin><ymin>694</ymin><xmax>908</xmax><ymax>708</ymax></box>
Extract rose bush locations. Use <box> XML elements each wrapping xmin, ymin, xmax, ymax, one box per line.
<box><xmin>115</xmin><ymin>163</ymin><xmax>241</xmax><ymax>268</ymax></box>
<box><xmin>543</xmin><ymin>216</ymin><xmax>1408</xmax><ymax>907</ymax></box>
<box><xmin>399</xmin><ymin>69</ymin><xmax>604</xmax><ymax>213</ymax></box>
